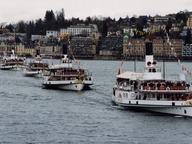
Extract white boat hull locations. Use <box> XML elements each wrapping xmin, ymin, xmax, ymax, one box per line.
<box><xmin>112</xmin><ymin>96</ymin><xmax>192</xmax><ymax>117</ymax></box>
<box><xmin>42</xmin><ymin>78</ymin><xmax>84</xmax><ymax>91</ymax></box>
<box><xmin>23</xmin><ymin>69</ymin><xmax>42</xmax><ymax>77</ymax></box>
<box><xmin>83</xmin><ymin>80</ymin><xmax>94</xmax><ymax>89</ymax></box>
<box><xmin>144</xmin><ymin>106</ymin><xmax>192</xmax><ymax>117</ymax></box>
<box><xmin>58</xmin><ymin>83</ymin><xmax>84</xmax><ymax>91</ymax></box>
<box><xmin>43</xmin><ymin>83</ymin><xmax>84</xmax><ymax>91</ymax></box>
<box><xmin>0</xmin><ymin>65</ymin><xmax>18</xmax><ymax>70</ymax></box>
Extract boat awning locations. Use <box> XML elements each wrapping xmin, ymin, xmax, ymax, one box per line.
<box><xmin>116</xmin><ymin>71</ymin><xmax>143</xmax><ymax>80</ymax></box>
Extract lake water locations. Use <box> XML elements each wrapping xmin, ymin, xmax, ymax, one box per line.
<box><xmin>0</xmin><ymin>60</ymin><xmax>192</xmax><ymax>144</ymax></box>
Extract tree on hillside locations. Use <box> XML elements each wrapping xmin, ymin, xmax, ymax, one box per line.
<box><xmin>16</xmin><ymin>21</ymin><xmax>26</xmax><ymax>33</ymax></box>
<box><xmin>56</xmin><ymin>8</ymin><xmax>66</xmax><ymax>29</ymax></box>
<box><xmin>102</xmin><ymin>20</ymin><xmax>108</xmax><ymax>37</ymax></box>
<box><xmin>26</xmin><ymin>21</ymin><xmax>35</xmax><ymax>42</ymax></box>
<box><xmin>136</xmin><ymin>22</ymin><xmax>143</xmax><ymax>32</ymax></box>
<box><xmin>85</xmin><ymin>17</ymin><xmax>92</xmax><ymax>25</ymax></box>
<box><xmin>130</xmin><ymin>16</ymin><xmax>136</xmax><ymax>26</ymax></box>
<box><xmin>165</xmin><ymin>18</ymin><xmax>172</xmax><ymax>34</ymax></box>
<box><xmin>175</xmin><ymin>11</ymin><xmax>189</xmax><ymax>24</ymax></box>
<box><xmin>35</xmin><ymin>18</ymin><xmax>45</xmax><ymax>35</ymax></box>
<box><xmin>5</xmin><ymin>24</ymin><xmax>14</xmax><ymax>32</ymax></box>
<box><xmin>44</xmin><ymin>10</ymin><xmax>56</xmax><ymax>30</ymax></box>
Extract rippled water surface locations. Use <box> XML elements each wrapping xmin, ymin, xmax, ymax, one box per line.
<box><xmin>0</xmin><ymin>60</ymin><xmax>192</xmax><ymax>144</ymax></box>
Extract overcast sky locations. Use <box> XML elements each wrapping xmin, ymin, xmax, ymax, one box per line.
<box><xmin>0</xmin><ymin>0</ymin><xmax>192</xmax><ymax>23</ymax></box>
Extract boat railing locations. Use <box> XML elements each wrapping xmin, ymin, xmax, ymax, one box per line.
<box><xmin>117</xmin><ymin>82</ymin><xmax>133</xmax><ymax>91</ymax></box>
<box><xmin>139</xmin><ymin>89</ymin><xmax>192</xmax><ymax>93</ymax></box>
<box><xmin>135</xmin><ymin>91</ymin><xmax>192</xmax><ymax>101</ymax></box>
<box><xmin>48</xmin><ymin>76</ymin><xmax>77</xmax><ymax>81</ymax></box>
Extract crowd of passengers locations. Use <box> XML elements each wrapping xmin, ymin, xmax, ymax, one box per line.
<box><xmin>141</xmin><ymin>81</ymin><xmax>190</xmax><ymax>91</ymax></box>
<box><xmin>2</xmin><ymin>59</ymin><xmax>24</xmax><ymax>65</ymax></box>
<box><xmin>50</xmin><ymin>69</ymin><xmax>85</xmax><ymax>76</ymax></box>
<box><xmin>29</xmin><ymin>63</ymin><xmax>48</xmax><ymax>69</ymax></box>
<box><xmin>117</xmin><ymin>79</ymin><xmax>190</xmax><ymax>91</ymax></box>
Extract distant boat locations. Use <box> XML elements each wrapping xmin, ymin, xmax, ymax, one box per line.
<box><xmin>112</xmin><ymin>41</ymin><xmax>192</xmax><ymax>117</ymax></box>
<box><xmin>0</xmin><ymin>50</ymin><xmax>25</xmax><ymax>70</ymax></box>
<box><xmin>23</xmin><ymin>55</ymin><xmax>48</xmax><ymax>77</ymax></box>
<box><xmin>42</xmin><ymin>54</ymin><xmax>93</xmax><ymax>91</ymax></box>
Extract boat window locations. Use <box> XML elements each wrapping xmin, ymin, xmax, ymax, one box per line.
<box><xmin>152</xmin><ymin>68</ymin><xmax>156</xmax><ymax>72</ymax></box>
<box><xmin>149</xmin><ymin>68</ymin><xmax>152</xmax><ymax>72</ymax></box>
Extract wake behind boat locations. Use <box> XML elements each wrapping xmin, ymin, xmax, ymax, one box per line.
<box><xmin>112</xmin><ymin>41</ymin><xmax>192</xmax><ymax>117</ymax></box>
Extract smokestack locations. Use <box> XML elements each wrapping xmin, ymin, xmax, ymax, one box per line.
<box><xmin>145</xmin><ymin>41</ymin><xmax>154</xmax><ymax>67</ymax></box>
<box><xmin>145</xmin><ymin>42</ymin><xmax>153</xmax><ymax>55</ymax></box>
<box><xmin>36</xmin><ymin>49</ymin><xmax>40</xmax><ymax>56</ymax></box>
<box><xmin>62</xmin><ymin>43</ymin><xmax>68</xmax><ymax>55</ymax></box>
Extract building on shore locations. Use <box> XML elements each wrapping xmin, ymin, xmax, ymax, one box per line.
<box><xmin>187</xmin><ymin>15</ymin><xmax>192</xmax><ymax>29</ymax></box>
<box><xmin>38</xmin><ymin>45</ymin><xmax>62</xmax><ymax>57</ymax></box>
<box><xmin>99</xmin><ymin>35</ymin><xmax>123</xmax><ymax>57</ymax></box>
<box><xmin>0</xmin><ymin>42</ymin><xmax>34</xmax><ymax>57</ymax></box>
<box><xmin>31</xmin><ymin>35</ymin><xmax>46</xmax><ymax>42</ymax></box>
<box><xmin>46</xmin><ymin>30</ymin><xmax>58</xmax><ymax>38</ymax></box>
<box><xmin>123</xmin><ymin>38</ymin><xmax>183</xmax><ymax>59</ymax></box>
<box><xmin>60</xmin><ymin>24</ymin><xmax>98</xmax><ymax>36</ymax></box>
<box><xmin>182</xmin><ymin>44</ymin><xmax>192</xmax><ymax>57</ymax></box>
<box><xmin>153</xmin><ymin>38</ymin><xmax>183</xmax><ymax>58</ymax></box>
<box><xmin>154</xmin><ymin>16</ymin><xmax>169</xmax><ymax>24</ymax></box>
<box><xmin>16</xmin><ymin>46</ymin><xmax>35</xmax><ymax>57</ymax></box>
<box><xmin>123</xmin><ymin>39</ymin><xmax>145</xmax><ymax>59</ymax></box>
<box><xmin>70</xmin><ymin>36</ymin><xmax>96</xmax><ymax>58</ymax></box>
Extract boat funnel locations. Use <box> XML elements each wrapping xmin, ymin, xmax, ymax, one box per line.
<box><xmin>62</xmin><ymin>43</ymin><xmax>68</xmax><ymax>55</ymax></box>
<box><xmin>36</xmin><ymin>49</ymin><xmax>40</xmax><ymax>57</ymax></box>
<box><xmin>145</xmin><ymin>41</ymin><xmax>154</xmax><ymax>67</ymax></box>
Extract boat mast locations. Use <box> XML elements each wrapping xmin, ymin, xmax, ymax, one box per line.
<box><xmin>128</xmin><ymin>42</ymin><xmax>136</xmax><ymax>72</ymax></box>
<box><xmin>134</xmin><ymin>57</ymin><xmax>136</xmax><ymax>72</ymax></box>
<box><xmin>163</xmin><ymin>39</ymin><xmax>165</xmax><ymax>80</ymax></box>
<box><xmin>134</xmin><ymin>44</ymin><xmax>136</xmax><ymax>72</ymax></box>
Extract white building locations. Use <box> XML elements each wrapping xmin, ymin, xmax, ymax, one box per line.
<box><xmin>154</xmin><ymin>16</ymin><xmax>169</xmax><ymax>23</ymax></box>
<box><xmin>31</xmin><ymin>35</ymin><xmax>46</xmax><ymax>41</ymax></box>
<box><xmin>187</xmin><ymin>15</ymin><xmax>192</xmax><ymax>28</ymax></box>
<box><xmin>60</xmin><ymin>24</ymin><xmax>98</xmax><ymax>36</ymax></box>
<box><xmin>46</xmin><ymin>30</ymin><xmax>58</xmax><ymax>38</ymax></box>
